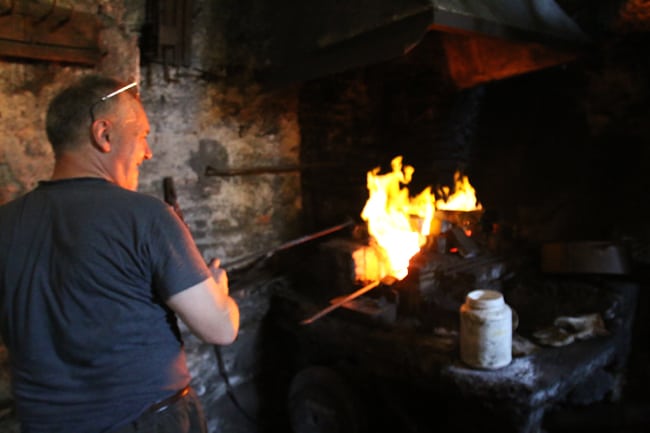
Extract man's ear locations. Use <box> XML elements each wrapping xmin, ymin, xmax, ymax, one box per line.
<box><xmin>91</xmin><ymin>119</ymin><xmax>112</xmax><ymax>153</ymax></box>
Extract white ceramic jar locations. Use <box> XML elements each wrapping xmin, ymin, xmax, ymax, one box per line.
<box><xmin>459</xmin><ymin>289</ymin><xmax>512</xmax><ymax>369</ymax></box>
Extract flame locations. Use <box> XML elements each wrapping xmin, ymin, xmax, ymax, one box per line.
<box><xmin>360</xmin><ymin>156</ymin><xmax>435</xmax><ymax>280</ymax></box>
<box><xmin>436</xmin><ymin>171</ymin><xmax>482</xmax><ymax>211</ymax></box>
<box><xmin>358</xmin><ymin>158</ymin><xmax>483</xmax><ymax>282</ymax></box>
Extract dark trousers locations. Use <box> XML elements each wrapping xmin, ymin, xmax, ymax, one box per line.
<box><xmin>111</xmin><ymin>388</ymin><xmax>208</xmax><ymax>433</ymax></box>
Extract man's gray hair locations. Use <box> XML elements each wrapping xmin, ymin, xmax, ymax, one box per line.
<box><xmin>45</xmin><ymin>75</ymin><xmax>136</xmax><ymax>157</ymax></box>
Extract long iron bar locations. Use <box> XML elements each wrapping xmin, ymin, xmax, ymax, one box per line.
<box><xmin>301</xmin><ymin>280</ymin><xmax>381</xmax><ymax>325</ymax></box>
<box><xmin>222</xmin><ymin>219</ymin><xmax>354</xmax><ymax>270</ymax></box>
<box><xmin>205</xmin><ymin>162</ymin><xmax>339</xmax><ymax>177</ymax></box>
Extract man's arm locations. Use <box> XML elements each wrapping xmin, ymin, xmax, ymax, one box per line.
<box><xmin>166</xmin><ymin>259</ymin><xmax>240</xmax><ymax>345</ymax></box>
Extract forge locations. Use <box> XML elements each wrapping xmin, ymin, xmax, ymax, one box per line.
<box><xmin>266</xmin><ymin>202</ymin><xmax>638</xmax><ymax>433</ymax></box>
<box><xmin>242</xmin><ymin>13</ymin><xmax>648</xmax><ymax>427</ymax></box>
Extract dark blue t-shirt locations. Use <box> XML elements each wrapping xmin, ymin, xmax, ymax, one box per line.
<box><xmin>0</xmin><ymin>178</ymin><xmax>212</xmax><ymax>433</ymax></box>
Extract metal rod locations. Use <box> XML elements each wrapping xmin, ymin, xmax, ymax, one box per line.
<box><xmin>300</xmin><ymin>280</ymin><xmax>381</xmax><ymax>325</ymax></box>
<box><xmin>222</xmin><ymin>219</ymin><xmax>354</xmax><ymax>270</ymax></box>
<box><xmin>271</xmin><ymin>220</ymin><xmax>354</xmax><ymax>253</ymax></box>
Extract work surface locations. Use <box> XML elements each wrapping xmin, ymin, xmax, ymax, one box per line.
<box><xmin>268</xmin><ymin>279</ymin><xmax>638</xmax><ymax>433</ymax></box>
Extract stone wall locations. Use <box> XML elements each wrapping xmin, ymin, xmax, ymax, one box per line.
<box><xmin>0</xmin><ymin>0</ymin><xmax>301</xmax><ymax>431</ymax></box>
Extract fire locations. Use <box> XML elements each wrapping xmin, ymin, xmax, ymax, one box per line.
<box><xmin>359</xmin><ymin>156</ymin><xmax>482</xmax><ymax>282</ymax></box>
<box><xmin>360</xmin><ymin>156</ymin><xmax>435</xmax><ymax>280</ymax></box>
<box><xmin>436</xmin><ymin>171</ymin><xmax>483</xmax><ymax>211</ymax></box>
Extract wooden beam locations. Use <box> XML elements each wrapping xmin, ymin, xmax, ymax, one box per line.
<box><xmin>0</xmin><ymin>1</ymin><xmax>101</xmax><ymax>65</ymax></box>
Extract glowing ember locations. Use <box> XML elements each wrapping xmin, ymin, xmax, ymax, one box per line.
<box><xmin>436</xmin><ymin>171</ymin><xmax>483</xmax><ymax>211</ymax></box>
<box><xmin>360</xmin><ymin>156</ymin><xmax>435</xmax><ymax>280</ymax></box>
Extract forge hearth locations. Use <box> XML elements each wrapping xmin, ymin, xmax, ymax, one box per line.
<box><xmin>266</xmin><ymin>216</ymin><xmax>639</xmax><ymax>433</ymax></box>
<box><xmin>295</xmin><ymin>209</ymin><xmax>505</xmax><ymax>327</ymax></box>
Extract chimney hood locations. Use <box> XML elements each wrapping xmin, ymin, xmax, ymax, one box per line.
<box><xmin>238</xmin><ymin>0</ymin><xmax>593</xmax><ymax>87</ymax></box>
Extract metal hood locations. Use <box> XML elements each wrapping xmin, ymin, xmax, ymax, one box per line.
<box><xmin>241</xmin><ymin>0</ymin><xmax>593</xmax><ymax>87</ymax></box>
<box><xmin>427</xmin><ymin>0</ymin><xmax>589</xmax><ymax>42</ymax></box>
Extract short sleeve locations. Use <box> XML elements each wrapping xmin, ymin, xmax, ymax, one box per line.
<box><xmin>148</xmin><ymin>204</ymin><xmax>211</xmax><ymax>300</ymax></box>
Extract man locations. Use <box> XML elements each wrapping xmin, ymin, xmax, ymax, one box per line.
<box><xmin>0</xmin><ymin>75</ymin><xmax>240</xmax><ymax>432</ymax></box>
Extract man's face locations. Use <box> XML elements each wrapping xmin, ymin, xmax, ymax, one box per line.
<box><xmin>109</xmin><ymin>97</ymin><xmax>152</xmax><ymax>191</ymax></box>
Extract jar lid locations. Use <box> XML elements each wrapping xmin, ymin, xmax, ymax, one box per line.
<box><xmin>466</xmin><ymin>289</ymin><xmax>504</xmax><ymax>309</ymax></box>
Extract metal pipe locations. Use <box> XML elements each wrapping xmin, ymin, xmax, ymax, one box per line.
<box><xmin>204</xmin><ymin>162</ymin><xmax>338</xmax><ymax>177</ymax></box>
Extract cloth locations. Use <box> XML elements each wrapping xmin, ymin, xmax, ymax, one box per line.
<box><xmin>0</xmin><ymin>178</ymin><xmax>212</xmax><ymax>433</ymax></box>
<box><xmin>533</xmin><ymin>313</ymin><xmax>609</xmax><ymax>347</ymax></box>
<box><xmin>110</xmin><ymin>387</ymin><xmax>208</xmax><ymax>433</ymax></box>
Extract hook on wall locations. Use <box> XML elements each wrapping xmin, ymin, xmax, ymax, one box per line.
<box><xmin>34</xmin><ymin>0</ymin><xmax>56</xmax><ymax>24</ymax></box>
<box><xmin>51</xmin><ymin>3</ymin><xmax>73</xmax><ymax>32</ymax></box>
<box><xmin>0</xmin><ymin>0</ymin><xmax>15</xmax><ymax>17</ymax></box>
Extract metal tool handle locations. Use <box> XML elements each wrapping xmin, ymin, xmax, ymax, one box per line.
<box><xmin>163</xmin><ymin>176</ymin><xmax>186</xmax><ymax>224</ymax></box>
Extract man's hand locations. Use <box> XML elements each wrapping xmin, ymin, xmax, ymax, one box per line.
<box><xmin>166</xmin><ymin>257</ymin><xmax>240</xmax><ymax>345</ymax></box>
<box><xmin>208</xmin><ymin>258</ymin><xmax>228</xmax><ymax>295</ymax></box>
